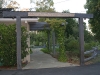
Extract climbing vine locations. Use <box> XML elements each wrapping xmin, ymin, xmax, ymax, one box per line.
<box><xmin>46</xmin><ymin>18</ymin><xmax>67</xmax><ymax>62</ymax></box>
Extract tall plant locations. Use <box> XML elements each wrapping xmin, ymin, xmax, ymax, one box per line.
<box><xmin>84</xmin><ymin>0</ymin><xmax>100</xmax><ymax>41</ymax></box>
<box><xmin>0</xmin><ymin>24</ymin><xmax>28</xmax><ymax>66</ymax></box>
<box><xmin>46</xmin><ymin>18</ymin><xmax>67</xmax><ymax>62</ymax></box>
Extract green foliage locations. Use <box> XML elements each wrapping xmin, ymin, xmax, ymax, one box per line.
<box><xmin>85</xmin><ymin>41</ymin><xmax>99</xmax><ymax>51</ymax></box>
<box><xmin>41</xmin><ymin>48</ymin><xmax>50</xmax><ymax>54</ymax></box>
<box><xmin>0</xmin><ymin>24</ymin><xmax>28</xmax><ymax>66</ymax></box>
<box><xmin>84</xmin><ymin>0</ymin><xmax>100</xmax><ymax>41</ymax></box>
<box><xmin>0</xmin><ymin>0</ymin><xmax>3</xmax><ymax>8</ymax></box>
<box><xmin>62</xmin><ymin>10</ymin><xmax>79</xmax><ymax>38</ymax></box>
<box><xmin>84</xmin><ymin>30</ymin><xmax>94</xmax><ymax>42</ymax></box>
<box><xmin>35</xmin><ymin>0</ymin><xmax>55</xmax><ymax>22</ymax></box>
<box><xmin>30</xmin><ymin>31</ymin><xmax>47</xmax><ymax>46</ymax></box>
<box><xmin>65</xmin><ymin>36</ymin><xmax>98</xmax><ymax>58</ymax></box>
<box><xmin>35</xmin><ymin>0</ymin><xmax>55</xmax><ymax>12</ymax></box>
<box><xmin>97</xmin><ymin>45</ymin><xmax>100</xmax><ymax>50</ymax></box>
<box><xmin>63</xmin><ymin>10</ymin><xmax>94</xmax><ymax>42</ymax></box>
<box><xmin>65</xmin><ymin>36</ymin><xmax>79</xmax><ymax>56</ymax></box>
<box><xmin>65</xmin><ymin>19</ymin><xmax>78</xmax><ymax>38</ymax></box>
<box><xmin>46</xmin><ymin>18</ymin><xmax>67</xmax><ymax>62</ymax></box>
<box><xmin>30</xmin><ymin>48</ymin><xmax>33</xmax><ymax>54</ymax></box>
<box><xmin>62</xmin><ymin>10</ymin><xmax>96</xmax><ymax>62</ymax></box>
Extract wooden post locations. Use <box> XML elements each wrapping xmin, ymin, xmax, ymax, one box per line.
<box><xmin>79</xmin><ymin>17</ymin><xmax>84</xmax><ymax>66</ymax></box>
<box><xmin>52</xmin><ymin>31</ymin><xmax>56</xmax><ymax>56</ymax></box>
<box><xmin>47</xmin><ymin>31</ymin><xmax>50</xmax><ymax>51</ymax></box>
<box><xmin>16</xmin><ymin>16</ymin><xmax>22</xmax><ymax>69</ymax></box>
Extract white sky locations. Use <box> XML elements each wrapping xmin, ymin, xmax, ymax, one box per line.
<box><xmin>15</xmin><ymin>0</ymin><xmax>86</xmax><ymax>13</ymax></box>
<box><xmin>14</xmin><ymin>0</ymin><xmax>31</xmax><ymax>9</ymax></box>
<box><xmin>14</xmin><ymin>0</ymin><xmax>88</xmax><ymax>28</ymax></box>
<box><xmin>54</xmin><ymin>0</ymin><xmax>86</xmax><ymax>13</ymax></box>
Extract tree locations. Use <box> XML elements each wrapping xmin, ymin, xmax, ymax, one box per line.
<box><xmin>35</xmin><ymin>0</ymin><xmax>55</xmax><ymax>12</ymax></box>
<box><xmin>62</xmin><ymin>10</ymin><xmax>79</xmax><ymax>38</ymax></box>
<box><xmin>30</xmin><ymin>31</ymin><xmax>47</xmax><ymax>46</ymax></box>
<box><xmin>35</xmin><ymin>0</ymin><xmax>55</xmax><ymax>22</ymax></box>
<box><xmin>7</xmin><ymin>1</ymin><xmax>20</xmax><ymax>11</ymax></box>
<box><xmin>0</xmin><ymin>0</ymin><xmax>3</xmax><ymax>8</ymax></box>
<box><xmin>84</xmin><ymin>0</ymin><xmax>100</xmax><ymax>41</ymax></box>
<box><xmin>1</xmin><ymin>0</ymin><xmax>12</xmax><ymax>8</ymax></box>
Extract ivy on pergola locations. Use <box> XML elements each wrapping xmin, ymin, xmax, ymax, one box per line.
<box><xmin>29</xmin><ymin>20</ymin><xmax>67</xmax><ymax>62</ymax></box>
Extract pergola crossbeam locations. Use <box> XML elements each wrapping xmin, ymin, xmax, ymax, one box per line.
<box><xmin>3</xmin><ymin>11</ymin><xmax>93</xmax><ymax>18</ymax></box>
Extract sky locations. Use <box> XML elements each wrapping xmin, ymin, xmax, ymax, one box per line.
<box><xmin>14</xmin><ymin>0</ymin><xmax>88</xmax><ymax>28</ymax></box>
<box><xmin>15</xmin><ymin>0</ymin><xmax>87</xmax><ymax>13</ymax></box>
<box><xmin>54</xmin><ymin>0</ymin><xmax>86</xmax><ymax>13</ymax></box>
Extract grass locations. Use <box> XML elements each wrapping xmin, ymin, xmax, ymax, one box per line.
<box><xmin>41</xmin><ymin>48</ymin><xmax>50</xmax><ymax>54</ymax></box>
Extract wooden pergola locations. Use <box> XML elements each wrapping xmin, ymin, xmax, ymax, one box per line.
<box><xmin>29</xmin><ymin>22</ymin><xmax>56</xmax><ymax>57</ymax></box>
<box><xmin>2</xmin><ymin>11</ymin><xmax>93</xmax><ymax>69</ymax></box>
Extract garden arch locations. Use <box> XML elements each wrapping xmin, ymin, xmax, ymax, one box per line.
<box><xmin>29</xmin><ymin>22</ymin><xmax>57</xmax><ymax>56</ymax></box>
<box><xmin>2</xmin><ymin>10</ymin><xmax>93</xmax><ymax>69</ymax></box>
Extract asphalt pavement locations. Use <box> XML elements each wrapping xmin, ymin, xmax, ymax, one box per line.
<box><xmin>0</xmin><ymin>63</ymin><xmax>100</xmax><ymax>75</ymax></box>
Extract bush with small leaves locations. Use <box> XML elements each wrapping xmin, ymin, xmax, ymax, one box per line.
<box><xmin>0</xmin><ymin>24</ymin><xmax>29</xmax><ymax>66</ymax></box>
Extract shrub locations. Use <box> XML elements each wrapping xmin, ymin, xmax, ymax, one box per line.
<box><xmin>0</xmin><ymin>24</ymin><xmax>29</xmax><ymax>66</ymax></box>
<box><xmin>41</xmin><ymin>48</ymin><xmax>50</xmax><ymax>54</ymax></box>
<box><xmin>65</xmin><ymin>36</ymin><xmax>79</xmax><ymax>56</ymax></box>
<box><xmin>85</xmin><ymin>41</ymin><xmax>99</xmax><ymax>51</ymax></box>
<box><xmin>46</xmin><ymin>19</ymin><xmax>67</xmax><ymax>62</ymax></box>
<box><xmin>30</xmin><ymin>31</ymin><xmax>47</xmax><ymax>46</ymax></box>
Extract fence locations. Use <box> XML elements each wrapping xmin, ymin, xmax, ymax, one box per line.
<box><xmin>84</xmin><ymin>47</ymin><xmax>98</xmax><ymax>62</ymax></box>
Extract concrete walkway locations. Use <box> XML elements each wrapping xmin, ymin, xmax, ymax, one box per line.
<box><xmin>23</xmin><ymin>48</ymin><xmax>78</xmax><ymax>69</ymax></box>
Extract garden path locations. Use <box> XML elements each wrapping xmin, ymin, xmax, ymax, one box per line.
<box><xmin>23</xmin><ymin>48</ymin><xmax>78</xmax><ymax>69</ymax></box>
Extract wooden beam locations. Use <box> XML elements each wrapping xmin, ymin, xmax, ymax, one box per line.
<box><xmin>16</xmin><ymin>16</ymin><xmax>22</xmax><ymax>69</ymax></box>
<box><xmin>28</xmin><ymin>12</ymin><xmax>75</xmax><ymax>18</ymax></box>
<box><xmin>3</xmin><ymin>11</ymin><xmax>93</xmax><ymax>18</ymax></box>
<box><xmin>29</xmin><ymin>22</ymin><xmax>50</xmax><ymax>30</ymax></box>
<box><xmin>47</xmin><ymin>31</ymin><xmax>50</xmax><ymax>51</ymax></box>
<box><xmin>28</xmin><ymin>12</ymin><xmax>93</xmax><ymax>18</ymax></box>
<box><xmin>79</xmin><ymin>17</ymin><xmax>84</xmax><ymax>66</ymax></box>
<box><xmin>3</xmin><ymin>11</ymin><xmax>28</xmax><ymax>17</ymax></box>
<box><xmin>52</xmin><ymin>31</ymin><xmax>56</xmax><ymax>56</ymax></box>
<box><xmin>75</xmin><ymin>13</ymin><xmax>93</xmax><ymax>18</ymax></box>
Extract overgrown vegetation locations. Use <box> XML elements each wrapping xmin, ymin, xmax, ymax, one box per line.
<box><xmin>41</xmin><ymin>48</ymin><xmax>50</xmax><ymax>54</ymax></box>
<box><xmin>30</xmin><ymin>31</ymin><xmax>47</xmax><ymax>47</ymax></box>
<box><xmin>84</xmin><ymin>0</ymin><xmax>100</xmax><ymax>41</ymax></box>
<box><xmin>46</xmin><ymin>19</ymin><xmax>67</xmax><ymax>62</ymax></box>
<box><xmin>30</xmin><ymin>0</ymin><xmax>100</xmax><ymax>64</ymax></box>
<box><xmin>0</xmin><ymin>24</ymin><xmax>29</xmax><ymax>66</ymax></box>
